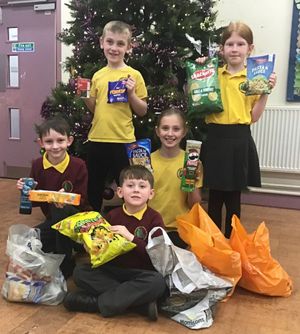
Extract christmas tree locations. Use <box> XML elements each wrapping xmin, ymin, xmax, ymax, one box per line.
<box><xmin>41</xmin><ymin>0</ymin><xmax>219</xmax><ymax>158</ymax></box>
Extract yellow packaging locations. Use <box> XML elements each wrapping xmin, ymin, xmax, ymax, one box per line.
<box><xmin>52</xmin><ymin>211</ymin><xmax>136</xmax><ymax>268</ymax></box>
<box><xmin>29</xmin><ymin>190</ymin><xmax>81</xmax><ymax>206</ymax></box>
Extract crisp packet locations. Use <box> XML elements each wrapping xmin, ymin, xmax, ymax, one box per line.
<box><xmin>52</xmin><ymin>211</ymin><xmax>136</xmax><ymax>268</ymax></box>
<box><xmin>125</xmin><ymin>138</ymin><xmax>153</xmax><ymax>172</ymax></box>
<box><xmin>240</xmin><ymin>54</ymin><xmax>275</xmax><ymax>95</ymax></box>
<box><xmin>186</xmin><ymin>58</ymin><xmax>223</xmax><ymax>118</ymax></box>
<box><xmin>180</xmin><ymin>140</ymin><xmax>202</xmax><ymax>192</ymax></box>
<box><xmin>108</xmin><ymin>80</ymin><xmax>128</xmax><ymax>103</ymax></box>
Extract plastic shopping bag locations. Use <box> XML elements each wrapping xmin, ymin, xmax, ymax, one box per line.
<box><xmin>2</xmin><ymin>224</ymin><xmax>67</xmax><ymax>305</ymax></box>
<box><xmin>146</xmin><ymin>227</ymin><xmax>232</xmax><ymax>329</ymax></box>
<box><xmin>229</xmin><ymin>215</ymin><xmax>293</xmax><ymax>296</ymax></box>
<box><xmin>176</xmin><ymin>204</ymin><xmax>242</xmax><ymax>291</ymax></box>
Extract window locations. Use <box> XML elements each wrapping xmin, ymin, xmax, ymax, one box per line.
<box><xmin>9</xmin><ymin>108</ymin><xmax>20</xmax><ymax>139</ymax></box>
<box><xmin>8</xmin><ymin>27</ymin><xmax>18</xmax><ymax>42</ymax></box>
<box><xmin>8</xmin><ymin>55</ymin><xmax>19</xmax><ymax>87</ymax></box>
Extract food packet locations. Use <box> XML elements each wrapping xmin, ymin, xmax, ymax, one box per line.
<box><xmin>52</xmin><ymin>211</ymin><xmax>136</xmax><ymax>268</ymax></box>
<box><xmin>240</xmin><ymin>54</ymin><xmax>275</xmax><ymax>95</ymax></box>
<box><xmin>180</xmin><ymin>140</ymin><xmax>202</xmax><ymax>192</ymax></box>
<box><xmin>108</xmin><ymin>80</ymin><xmax>128</xmax><ymax>103</ymax></box>
<box><xmin>186</xmin><ymin>58</ymin><xmax>223</xmax><ymax>118</ymax></box>
<box><xmin>76</xmin><ymin>77</ymin><xmax>91</xmax><ymax>98</ymax></box>
<box><xmin>125</xmin><ymin>138</ymin><xmax>153</xmax><ymax>172</ymax></box>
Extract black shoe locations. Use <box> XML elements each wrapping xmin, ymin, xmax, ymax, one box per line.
<box><xmin>63</xmin><ymin>291</ymin><xmax>99</xmax><ymax>313</ymax></box>
<box><xmin>147</xmin><ymin>301</ymin><xmax>158</xmax><ymax>321</ymax></box>
<box><xmin>136</xmin><ymin>300</ymin><xmax>158</xmax><ymax>321</ymax></box>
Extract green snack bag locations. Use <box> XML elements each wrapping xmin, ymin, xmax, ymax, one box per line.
<box><xmin>180</xmin><ymin>140</ymin><xmax>202</xmax><ymax>192</ymax></box>
<box><xmin>186</xmin><ymin>58</ymin><xmax>223</xmax><ymax>118</ymax></box>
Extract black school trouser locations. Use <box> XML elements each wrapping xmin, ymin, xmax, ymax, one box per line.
<box><xmin>35</xmin><ymin>204</ymin><xmax>81</xmax><ymax>277</ymax></box>
<box><xmin>87</xmin><ymin>142</ymin><xmax>129</xmax><ymax>212</ymax></box>
<box><xmin>73</xmin><ymin>263</ymin><xmax>167</xmax><ymax>317</ymax></box>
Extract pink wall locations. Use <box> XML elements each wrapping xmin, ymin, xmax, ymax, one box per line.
<box><xmin>0</xmin><ymin>4</ymin><xmax>58</xmax><ymax>177</ymax></box>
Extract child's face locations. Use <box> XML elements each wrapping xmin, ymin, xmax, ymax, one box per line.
<box><xmin>156</xmin><ymin>114</ymin><xmax>187</xmax><ymax>150</ymax></box>
<box><xmin>222</xmin><ymin>31</ymin><xmax>253</xmax><ymax>69</ymax></box>
<box><xmin>117</xmin><ymin>178</ymin><xmax>154</xmax><ymax>212</ymax></box>
<box><xmin>100</xmin><ymin>30</ymin><xmax>131</xmax><ymax>68</ymax></box>
<box><xmin>38</xmin><ymin>129</ymin><xmax>73</xmax><ymax>165</ymax></box>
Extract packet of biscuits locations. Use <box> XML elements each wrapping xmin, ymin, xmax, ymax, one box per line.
<box><xmin>186</xmin><ymin>58</ymin><xmax>223</xmax><ymax>118</ymax></box>
<box><xmin>125</xmin><ymin>138</ymin><xmax>153</xmax><ymax>172</ymax></box>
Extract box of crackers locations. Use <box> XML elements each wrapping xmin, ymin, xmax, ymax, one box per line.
<box><xmin>29</xmin><ymin>190</ymin><xmax>81</xmax><ymax>206</ymax></box>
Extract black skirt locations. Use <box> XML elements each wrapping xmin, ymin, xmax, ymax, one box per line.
<box><xmin>200</xmin><ymin>124</ymin><xmax>261</xmax><ymax>191</ymax></box>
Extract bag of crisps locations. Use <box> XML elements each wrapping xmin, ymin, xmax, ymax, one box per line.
<box><xmin>52</xmin><ymin>211</ymin><xmax>136</xmax><ymax>268</ymax></box>
<box><xmin>186</xmin><ymin>58</ymin><xmax>223</xmax><ymax>118</ymax></box>
<box><xmin>240</xmin><ymin>54</ymin><xmax>275</xmax><ymax>95</ymax></box>
<box><xmin>125</xmin><ymin>138</ymin><xmax>153</xmax><ymax>172</ymax></box>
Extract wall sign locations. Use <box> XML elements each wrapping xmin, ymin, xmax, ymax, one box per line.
<box><xmin>12</xmin><ymin>42</ymin><xmax>35</xmax><ymax>53</ymax></box>
<box><xmin>287</xmin><ymin>1</ymin><xmax>300</xmax><ymax>101</ymax></box>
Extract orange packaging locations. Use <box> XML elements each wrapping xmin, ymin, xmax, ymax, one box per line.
<box><xmin>29</xmin><ymin>190</ymin><xmax>81</xmax><ymax>206</ymax></box>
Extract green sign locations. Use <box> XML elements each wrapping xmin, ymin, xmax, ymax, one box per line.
<box><xmin>12</xmin><ymin>42</ymin><xmax>35</xmax><ymax>53</ymax></box>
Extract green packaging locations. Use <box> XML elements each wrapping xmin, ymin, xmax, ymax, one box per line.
<box><xmin>180</xmin><ymin>140</ymin><xmax>202</xmax><ymax>192</ymax></box>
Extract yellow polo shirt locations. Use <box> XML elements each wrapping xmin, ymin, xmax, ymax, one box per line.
<box><xmin>205</xmin><ymin>66</ymin><xmax>259</xmax><ymax>125</ymax></box>
<box><xmin>88</xmin><ymin>65</ymin><xmax>147</xmax><ymax>143</ymax></box>
<box><xmin>149</xmin><ymin>149</ymin><xmax>202</xmax><ymax>230</ymax></box>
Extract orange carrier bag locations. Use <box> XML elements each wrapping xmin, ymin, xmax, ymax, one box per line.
<box><xmin>177</xmin><ymin>204</ymin><xmax>242</xmax><ymax>291</ymax></box>
<box><xmin>229</xmin><ymin>215</ymin><xmax>293</xmax><ymax>297</ymax></box>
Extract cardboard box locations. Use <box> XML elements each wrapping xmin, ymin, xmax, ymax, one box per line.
<box><xmin>29</xmin><ymin>190</ymin><xmax>81</xmax><ymax>206</ymax></box>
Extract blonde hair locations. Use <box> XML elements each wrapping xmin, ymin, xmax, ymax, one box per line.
<box><xmin>221</xmin><ymin>21</ymin><xmax>253</xmax><ymax>46</ymax></box>
<box><xmin>102</xmin><ymin>21</ymin><xmax>132</xmax><ymax>44</ymax></box>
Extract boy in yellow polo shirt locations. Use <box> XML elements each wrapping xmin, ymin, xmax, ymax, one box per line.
<box><xmin>83</xmin><ymin>20</ymin><xmax>148</xmax><ymax>212</ymax></box>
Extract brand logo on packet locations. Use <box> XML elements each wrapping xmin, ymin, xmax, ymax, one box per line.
<box><xmin>191</xmin><ymin>68</ymin><xmax>215</xmax><ymax>80</ymax></box>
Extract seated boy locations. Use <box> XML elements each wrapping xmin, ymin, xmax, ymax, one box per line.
<box><xmin>16</xmin><ymin>117</ymin><xmax>89</xmax><ymax>278</ymax></box>
<box><xmin>63</xmin><ymin>165</ymin><xmax>167</xmax><ymax>321</ymax></box>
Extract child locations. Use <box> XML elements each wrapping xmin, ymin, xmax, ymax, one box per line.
<box><xmin>149</xmin><ymin>108</ymin><xmax>202</xmax><ymax>248</ymax></box>
<box><xmin>83</xmin><ymin>20</ymin><xmax>148</xmax><ymax>212</ymax></box>
<box><xmin>196</xmin><ymin>21</ymin><xmax>277</xmax><ymax>238</ymax></box>
<box><xmin>63</xmin><ymin>165</ymin><xmax>167</xmax><ymax>321</ymax></box>
<box><xmin>16</xmin><ymin>117</ymin><xmax>89</xmax><ymax>278</ymax></box>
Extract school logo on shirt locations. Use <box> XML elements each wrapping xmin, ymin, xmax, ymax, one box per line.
<box><xmin>177</xmin><ymin>168</ymin><xmax>184</xmax><ymax>179</ymax></box>
<box><xmin>134</xmin><ymin>226</ymin><xmax>148</xmax><ymax>240</ymax></box>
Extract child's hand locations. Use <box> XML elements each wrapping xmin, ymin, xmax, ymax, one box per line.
<box><xmin>54</xmin><ymin>188</ymin><xmax>66</xmax><ymax>209</ymax></box>
<box><xmin>16</xmin><ymin>178</ymin><xmax>24</xmax><ymax>190</ymax></box>
<box><xmin>195</xmin><ymin>56</ymin><xmax>208</xmax><ymax>64</ymax></box>
<box><xmin>269</xmin><ymin>72</ymin><xmax>277</xmax><ymax>89</ymax></box>
<box><xmin>109</xmin><ymin>225</ymin><xmax>134</xmax><ymax>242</ymax></box>
<box><xmin>125</xmin><ymin>76</ymin><xmax>136</xmax><ymax>96</ymax></box>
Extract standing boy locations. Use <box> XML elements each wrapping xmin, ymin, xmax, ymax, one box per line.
<box><xmin>16</xmin><ymin>117</ymin><xmax>89</xmax><ymax>278</ymax></box>
<box><xmin>83</xmin><ymin>21</ymin><xmax>148</xmax><ymax>212</ymax></box>
<box><xmin>63</xmin><ymin>165</ymin><xmax>167</xmax><ymax>321</ymax></box>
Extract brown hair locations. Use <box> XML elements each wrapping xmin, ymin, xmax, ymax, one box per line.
<box><xmin>102</xmin><ymin>21</ymin><xmax>132</xmax><ymax>43</ymax></box>
<box><xmin>119</xmin><ymin>165</ymin><xmax>154</xmax><ymax>188</ymax></box>
<box><xmin>156</xmin><ymin>108</ymin><xmax>187</xmax><ymax>130</ymax></box>
<box><xmin>35</xmin><ymin>117</ymin><xmax>71</xmax><ymax>139</ymax></box>
<box><xmin>220</xmin><ymin>21</ymin><xmax>253</xmax><ymax>46</ymax></box>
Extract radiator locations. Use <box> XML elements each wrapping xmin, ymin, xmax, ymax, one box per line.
<box><xmin>251</xmin><ymin>107</ymin><xmax>300</xmax><ymax>173</ymax></box>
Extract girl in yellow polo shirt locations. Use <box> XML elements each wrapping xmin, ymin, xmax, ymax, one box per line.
<box><xmin>197</xmin><ymin>22</ymin><xmax>276</xmax><ymax>238</ymax></box>
<box><xmin>149</xmin><ymin>108</ymin><xmax>202</xmax><ymax>248</ymax></box>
